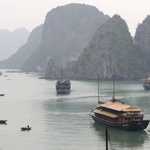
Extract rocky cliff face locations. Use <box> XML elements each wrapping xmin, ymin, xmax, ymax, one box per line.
<box><xmin>134</xmin><ymin>15</ymin><xmax>150</xmax><ymax>72</ymax></box>
<box><xmin>1</xmin><ymin>4</ymin><xmax>149</xmax><ymax>80</ymax></box>
<box><xmin>0</xmin><ymin>25</ymin><xmax>43</xmax><ymax>69</ymax></box>
<box><xmin>22</xmin><ymin>3</ymin><xmax>109</xmax><ymax>72</ymax></box>
<box><xmin>63</xmin><ymin>15</ymin><xmax>144</xmax><ymax>80</ymax></box>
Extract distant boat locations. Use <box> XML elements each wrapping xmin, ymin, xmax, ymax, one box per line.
<box><xmin>0</xmin><ymin>120</ymin><xmax>7</xmax><ymax>124</ymax></box>
<box><xmin>21</xmin><ymin>127</ymin><xmax>32</xmax><ymax>131</ymax></box>
<box><xmin>56</xmin><ymin>80</ymin><xmax>71</xmax><ymax>94</ymax></box>
<box><xmin>90</xmin><ymin>71</ymin><xmax>149</xmax><ymax>131</ymax></box>
<box><xmin>0</xmin><ymin>94</ymin><xmax>5</xmax><ymax>96</ymax></box>
<box><xmin>143</xmin><ymin>77</ymin><xmax>150</xmax><ymax>90</ymax></box>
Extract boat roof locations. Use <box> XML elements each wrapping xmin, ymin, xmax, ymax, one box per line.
<box><xmin>93</xmin><ymin>109</ymin><xmax>119</xmax><ymax>118</ymax></box>
<box><xmin>96</xmin><ymin>101</ymin><xmax>143</xmax><ymax>112</ymax></box>
<box><xmin>57</xmin><ymin>80</ymin><xmax>70</xmax><ymax>83</ymax></box>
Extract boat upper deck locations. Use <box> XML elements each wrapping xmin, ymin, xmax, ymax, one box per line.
<box><xmin>96</xmin><ymin>101</ymin><xmax>143</xmax><ymax>112</ymax></box>
<box><xmin>93</xmin><ymin>109</ymin><xmax>119</xmax><ymax>118</ymax></box>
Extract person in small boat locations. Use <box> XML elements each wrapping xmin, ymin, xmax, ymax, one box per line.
<box><xmin>27</xmin><ymin>125</ymin><xmax>30</xmax><ymax>128</ymax></box>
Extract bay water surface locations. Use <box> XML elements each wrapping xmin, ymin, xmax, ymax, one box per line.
<box><xmin>0</xmin><ymin>70</ymin><xmax>150</xmax><ymax>150</ymax></box>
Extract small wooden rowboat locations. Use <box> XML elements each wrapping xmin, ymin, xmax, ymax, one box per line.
<box><xmin>21</xmin><ymin>127</ymin><xmax>32</xmax><ymax>131</ymax></box>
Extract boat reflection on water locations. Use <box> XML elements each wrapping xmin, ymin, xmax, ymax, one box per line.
<box><xmin>92</xmin><ymin>123</ymin><xmax>149</xmax><ymax>149</ymax></box>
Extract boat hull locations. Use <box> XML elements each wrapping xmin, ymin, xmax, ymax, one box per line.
<box><xmin>0</xmin><ymin>120</ymin><xmax>7</xmax><ymax>124</ymax></box>
<box><xmin>122</xmin><ymin>120</ymin><xmax>149</xmax><ymax>130</ymax></box>
<box><xmin>21</xmin><ymin>127</ymin><xmax>32</xmax><ymax>131</ymax></box>
<box><xmin>143</xmin><ymin>84</ymin><xmax>150</xmax><ymax>90</ymax></box>
<box><xmin>56</xmin><ymin>89</ymin><xmax>70</xmax><ymax>94</ymax></box>
<box><xmin>91</xmin><ymin>115</ymin><xmax>149</xmax><ymax>130</ymax></box>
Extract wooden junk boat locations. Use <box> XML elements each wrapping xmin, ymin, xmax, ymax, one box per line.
<box><xmin>90</xmin><ymin>74</ymin><xmax>149</xmax><ymax>130</ymax></box>
<box><xmin>56</xmin><ymin>80</ymin><xmax>71</xmax><ymax>94</ymax></box>
<box><xmin>143</xmin><ymin>77</ymin><xmax>150</xmax><ymax>90</ymax></box>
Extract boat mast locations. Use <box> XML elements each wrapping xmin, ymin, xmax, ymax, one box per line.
<box><xmin>112</xmin><ymin>67</ymin><xmax>115</xmax><ymax>101</ymax></box>
<box><xmin>106</xmin><ymin>127</ymin><xmax>108</xmax><ymax>150</ymax></box>
<box><xmin>98</xmin><ymin>73</ymin><xmax>100</xmax><ymax>103</ymax></box>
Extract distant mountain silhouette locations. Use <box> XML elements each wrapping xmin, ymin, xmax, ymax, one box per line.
<box><xmin>0</xmin><ymin>25</ymin><xmax>43</xmax><ymax>69</ymax></box>
<box><xmin>0</xmin><ymin>28</ymin><xmax>30</xmax><ymax>61</ymax></box>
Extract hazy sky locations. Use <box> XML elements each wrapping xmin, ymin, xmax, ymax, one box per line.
<box><xmin>0</xmin><ymin>0</ymin><xmax>150</xmax><ymax>36</ymax></box>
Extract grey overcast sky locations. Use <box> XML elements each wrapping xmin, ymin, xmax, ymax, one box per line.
<box><xmin>0</xmin><ymin>0</ymin><xmax>150</xmax><ymax>36</ymax></box>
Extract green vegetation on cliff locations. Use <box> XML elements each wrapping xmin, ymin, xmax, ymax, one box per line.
<box><xmin>66</xmin><ymin>15</ymin><xmax>143</xmax><ymax>79</ymax></box>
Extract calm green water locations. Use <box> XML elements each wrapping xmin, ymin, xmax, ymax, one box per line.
<box><xmin>0</xmin><ymin>70</ymin><xmax>149</xmax><ymax>150</ymax></box>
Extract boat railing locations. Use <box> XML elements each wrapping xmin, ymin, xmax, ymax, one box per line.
<box><xmin>121</xmin><ymin>113</ymin><xmax>143</xmax><ymax>118</ymax></box>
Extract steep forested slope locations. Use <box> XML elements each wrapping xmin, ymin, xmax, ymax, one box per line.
<box><xmin>134</xmin><ymin>15</ymin><xmax>150</xmax><ymax>73</ymax></box>
<box><xmin>21</xmin><ymin>3</ymin><xmax>109</xmax><ymax>72</ymax></box>
<box><xmin>66</xmin><ymin>15</ymin><xmax>143</xmax><ymax>79</ymax></box>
